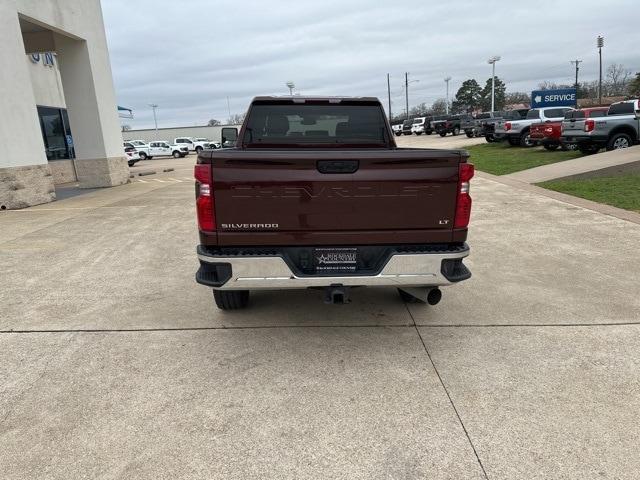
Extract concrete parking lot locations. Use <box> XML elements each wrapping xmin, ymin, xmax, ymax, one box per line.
<box><xmin>2</xmin><ymin>138</ymin><xmax>640</xmax><ymax>479</ymax></box>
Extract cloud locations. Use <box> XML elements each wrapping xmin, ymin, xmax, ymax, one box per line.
<box><xmin>102</xmin><ymin>0</ymin><xmax>640</xmax><ymax>128</ymax></box>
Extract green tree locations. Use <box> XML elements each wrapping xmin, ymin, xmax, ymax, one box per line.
<box><xmin>453</xmin><ymin>79</ymin><xmax>482</xmax><ymax>112</ymax></box>
<box><xmin>480</xmin><ymin>77</ymin><xmax>506</xmax><ymax>111</ymax></box>
<box><xmin>627</xmin><ymin>72</ymin><xmax>640</xmax><ymax>97</ymax></box>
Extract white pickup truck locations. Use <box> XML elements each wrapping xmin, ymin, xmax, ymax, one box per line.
<box><xmin>173</xmin><ymin>137</ymin><xmax>211</xmax><ymax>153</ymax></box>
<box><xmin>504</xmin><ymin>106</ymin><xmax>573</xmax><ymax>147</ymax></box>
<box><xmin>126</xmin><ymin>140</ymin><xmax>153</xmax><ymax>160</ymax></box>
<box><xmin>148</xmin><ymin>141</ymin><xmax>189</xmax><ymax>158</ymax></box>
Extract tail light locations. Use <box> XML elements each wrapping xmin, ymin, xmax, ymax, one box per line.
<box><xmin>504</xmin><ymin>122</ymin><xmax>511</xmax><ymax>131</ymax></box>
<box><xmin>544</xmin><ymin>126</ymin><xmax>553</xmax><ymax>134</ymax></box>
<box><xmin>454</xmin><ymin>163</ymin><xmax>474</xmax><ymax>228</ymax></box>
<box><xmin>194</xmin><ymin>164</ymin><xmax>215</xmax><ymax>231</ymax></box>
<box><xmin>584</xmin><ymin>119</ymin><xmax>595</xmax><ymax>132</ymax></box>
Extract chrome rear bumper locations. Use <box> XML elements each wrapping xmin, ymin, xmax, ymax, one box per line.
<box><xmin>196</xmin><ymin>245</ymin><xmax>470</xmax><ymax>290</ymax></box>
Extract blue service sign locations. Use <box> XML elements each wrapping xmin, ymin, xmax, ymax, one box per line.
<box><xmin>531</xmin><ymin>88</ymin><xmax>576</xmax><ymax>108</ymax></box>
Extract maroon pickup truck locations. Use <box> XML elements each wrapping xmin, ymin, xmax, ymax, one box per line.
<box><xmin>194</xmin><ymin>96</ymin><xmax>474</xmax><ymax>310</ymax></box>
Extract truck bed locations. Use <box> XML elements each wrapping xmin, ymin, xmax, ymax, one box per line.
<box><xmin>197</xmin><ymin>147</ymin><xmax>469</xmax><ymax>246</ymax></box>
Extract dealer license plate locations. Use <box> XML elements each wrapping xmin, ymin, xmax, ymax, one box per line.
<box><xmin>314</xmin><ymin>247</ymin><xmax>358</xmax><ymax>273</ymax></box>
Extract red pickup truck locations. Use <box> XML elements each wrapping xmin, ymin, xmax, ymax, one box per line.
<box><xmin>194</xmin><ymin>96</ymin><xmax>473</xmax><ymax>310</ymax></box>
<box><xmin>530</xmin><ymin>107</ymin><xmax>609</xmax><ymax>151</ymax></box>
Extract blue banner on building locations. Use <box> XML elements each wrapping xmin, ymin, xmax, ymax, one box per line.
<box><xmin>531</xmin><ymin>88</ymin><xmax>577</xmax><ymax>108</ymax></box>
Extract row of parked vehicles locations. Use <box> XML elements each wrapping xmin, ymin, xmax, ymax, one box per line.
<box><xmin>122</xmin><ymin>137</ymin><xmax>222</xmax><ymax>166</ymax></box>
<box><xmin>393</xmin><ymin>99</ymin><xmax>640</xmax><ymax>155</ymax></box>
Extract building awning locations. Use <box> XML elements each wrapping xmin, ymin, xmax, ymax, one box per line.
<box><xmin>118</xmin><ymin>105</ymin><xmax>133</xmax><ymax>119</ymax></box>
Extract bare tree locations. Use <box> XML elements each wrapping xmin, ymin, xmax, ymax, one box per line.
<box><xmin>431</xmin><ymin>98</ymin><xmax>448</xmax><ymax>115</ymax></box>
<box><xmin>227</xmin><ymin>113</ymin><xmax>245</xmax><ymax>125</ymax></box>
<box><xmin>207</xmin><ymin>119</ymin><xmax>221</xmax><ymax>126</ymax></box>
<box><xmin>606</xmin><ymin>64</ymin><xmax>632</xmax><ymax>96</ymax></box>
<box><xmin>504</xmin><ymin>92</ymin><xmax>530</xmax><ymax>106</ymax></box>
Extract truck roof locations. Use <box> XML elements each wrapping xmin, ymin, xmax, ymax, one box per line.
<box><xmin>252</xmin><ymin>96</ymin><xmax>381</xmax><ymax>103</ymax></box>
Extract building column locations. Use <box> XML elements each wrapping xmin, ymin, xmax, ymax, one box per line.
<box><xmin>53</xmin><ymin>34</ymin><xmax>129</xmax><ymax>189</ymax></box>
<box><xmin>0</xmin><ymin>7</ymin><xmax>55</xmax><ymax>210</ymax></box>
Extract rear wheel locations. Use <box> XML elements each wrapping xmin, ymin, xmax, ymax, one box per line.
<box><xmin>520</xmin><ymin>130</ymin><xmax>534</xmax><ymax>147</ymax></box>
<box><xmin>139</xmin><ymin>152</ymin><xmax>147</xmax><ymax>160</ymax></box>
<box><xmin>485</xmin><ymin>135</ymin><xmax>495</xmax><ymax>143</ymax></box>
<box><xmin>213</xmin><ymin>290</ymin><xmax>249</xmax><ymax>310</ymax></box>
<box><xmin>439</xmin><ymin>132</ymin><xmax>447</xmax><ymax>137</ymax></box>
<box><xmin>606</xmin><ymin>133</ymin><xmax>632</xmax><ymax>151</ymax></box>
<box><xmin>466</xmin><ymin>131</ymin><xmax>474</xmax><ymax>138</ymax></box>
<box><xmin>195</xmin><ymin>146</ymin><xmax>203</xmax><ymax>154</ymax></box>
<box><xmin>415</xmin><ymin>132</ymin><xmax>422</xmax><ymax>135</ymax></box>
<box><xmin>172</xmin><ymin>150</ymin><xmax>181</xmax><ymax>158</ymax></box>
<box><xmin>127</xmin><ymin>160</ymin><xmax>135</xmax><ymax>167</ymax></box>
<box><xmin>543</xmin><ymin>143</ymin><xmax>559</xmax><ymax>151</ymax></box>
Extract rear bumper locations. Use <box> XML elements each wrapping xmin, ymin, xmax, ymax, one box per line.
<box><xmin>196</xmin><ymin>244</ymin><xmax>471</xmax><ymax>290</ymax></box>
<box><xmin>560</xmin><ymin>134</ymin><xmax>607</xmax><ymax>145</ymax></box>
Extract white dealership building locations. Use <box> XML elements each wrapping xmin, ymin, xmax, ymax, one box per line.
<box><xmin>0</xmin><ymin>0</ymin><xmax>127</xmax><ymax>209</ymax></box>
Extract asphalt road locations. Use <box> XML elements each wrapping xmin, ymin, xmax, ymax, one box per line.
<box><xmin>1</xmin><ymin>142</ymin><xmax>639</xmax><ymax>479</ymax></box>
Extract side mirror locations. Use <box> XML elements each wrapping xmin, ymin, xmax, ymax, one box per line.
<box><xmin>221</xmin><ymin>127</ymin><xmax>238</xmax><ymax>147</ymax></box>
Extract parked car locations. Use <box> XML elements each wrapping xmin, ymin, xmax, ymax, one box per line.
<box><xmin>504</xmin><ymin>107</ymin><xmax>573</xmax><ymax>147</ymax></box>
<box><xmin>173</xmin><ymin>137</ymin><xmax>211</xmax><ymax>153</ymax></box>
<box><xmin>401</xmin><ymin>119</ymin><xmax>414</xmax><ymax>135</ymax></box>
<box><xmin>194</xmin><ymin>96</ymin><xmax>474</xmax><ymax>310</ymax></box>
<box><xmin>489</xmin><ymin>109</ymin><xmax>529</xmax><ymax>143</ymax></box>
<box><xmin>532</xmin><ymin>107</ymin><xmax>608</xmax><ymax>151</ymax></box>
<box><xmin>426</xmin><ymin>115</ymin><xmax>447</xmax><ymax>135</ymax></box>
<box><xmin>125</xmin><ymin>139</ymin><xmax>153</xmax><ymax>159</ymax></box>
<box><xmin>411</xmin><ymin>117</ymin><xmax>427</xmax><ymax>135</ymax></box>
<box><xmin>560</xmin><ymin>100</ymin><xmax>639</xmax><ymax>154</ymax></box>
<box><xmin>435</xmin><ymin>114</ymin><xmax>467</xmax><ymax>137</ymax></box>
<box><xmin>391</xmin><ymin>124</ymin><xmax>403</xmax><ymax>136</ymax></box>
<box><xmin>123</xmin><ymin>144</ymin><xmax>140</xmax><ymax>166</ymax></box>
<box><xmin>148</xmin><ymin>140</ymin><xmax>189</xmax><ymax>158</ymax></box>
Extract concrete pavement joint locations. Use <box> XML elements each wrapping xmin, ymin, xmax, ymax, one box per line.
<box><xmin>2</xmin><ymin>321</ymin><xmax>640</xmax><ymax>334</ymax></box>
<box><xmin>406</xmin><ymin>303</ymin><xmax>490</xmax><ymax>479</ymax></box>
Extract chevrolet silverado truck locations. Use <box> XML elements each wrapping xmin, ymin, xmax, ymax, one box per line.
<box><xmin>560</xmin><ymin>100</ymin><xmax>639</xmax><ymax>154</ymax></box>
<box><xmin>194</xmin><ymin>96</ymin><xmax>474</xmax><ymax>310</ymax></box>
<box><xmin>532</xmin><ymin>107</ymin><xmax>608</xmax><ymax>151</ymax></box>
<box><xmin>504</xmin><ymin>107</ymin><xmax>573</xmax><ymax>147</ymax></box>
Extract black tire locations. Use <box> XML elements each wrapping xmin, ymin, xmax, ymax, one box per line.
<box><xmin>519</xmin><ymin>130</ymin><xmax>534</xmax><ymax>148</ymax></box>
<box><xmin>426</xmin><ymin>131</ymin><xmax>432</xmax><ymax>135</ymax></box>
<box><xmin>578</xmin><ymin>143</ymin><xmax>600</xmax><ymax>155</ymax></box>
<box><xmin>415</xmin><ymin>132</ymin><xmax>422</xmax><ymax>136</ymax></box>
<box><xmin>147</xmin><ymin>156</ymin><xmax>153</xmax><ymax>160</ymax></box>
<box><xmin>395</xmin><ymin>132</ymin><xmax>402</xmax><ymax>136</ymax></box>
<box><xmin>127</xmin><ymin>160</ymin><xmax>135</xmax><ymax>167</ymax></box>
<box><xmin>439</xmin><ymin>132</ymin><xmax>447</xmax><ymax>137</ymax></box>
<box><xmin>172</xmin><ymin>150</ymin><xmax>181</xmax><ymax>158</ymax></box>
<box><xmin>485</xmin><ymin>135</ymin><xmax>495</xmax><ymax>143</ymax></box>
<box><xmin>606</xmin><ymin>132</ymin><xmax>633</xmax><ymax>151</ymax></box>
<box><xmin>453</xmin><ymin>127</ymin><xmax>460</xmax><ymax>136</ymax></box>
<box><xmin>195</xmin><ymin>146</ymin><xmax>203</xmax><ymax>154</ymax></box>
<box><xmin>138</xmin><ymin>152</ymin><xmax>147</xmax><ymax>160</ymax></box>
<box><xmin>543</xmin><ymin>143</ymin><xmax>559</xmax><ymax>151</ymax></box>
<box><xmin>213</xmin><ymin>290</ymin><xmax>249</xmax><ymax>310</ymax></box>
<box><xmin>466</xmin><ymin>131</ymin><xmax>474</xmax><ymax>138</ymax></box>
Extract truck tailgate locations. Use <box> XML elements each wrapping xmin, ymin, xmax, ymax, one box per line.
<box><xmin>200</xmin><ymin>148</ymin><xmax>465</xmax><ymax>245</ymax></box>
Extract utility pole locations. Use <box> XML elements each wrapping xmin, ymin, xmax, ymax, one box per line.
<box><xmin>405</xmin><ymin>72</ymin><xmax>409</xmax><ymax>120</ymax></box>
<box><xmin>387</xmin><ymin>73</ymin><xmax>392</xmax><ymax>121</ymax></box>
<box><xmin>149</xmin><ymin>103</ymin><xmax>158</xmax><ymax>134</ymax></box>
<box><xmin>487</xmin><ymin>56</ymin><xmax>501</xmax><ymax>112</ymax></box>
<box><xmin>226</xmin><ymin>96</ymin><xmax>232</xmax><ymax>120</ymax></box>
<box><xmin>597</xmin><ymin>36</ymin><xmax>604</xmax><ymax>105</ymax></box>
<box><xmin>444</xmin><ymin>77</ymin><xmax>451</xmax><ymax>115</ymax></box>
<box><xmin>570</xmin><ymin>59</ymin><xmax>582</xmax><ymax>108</ymax></box>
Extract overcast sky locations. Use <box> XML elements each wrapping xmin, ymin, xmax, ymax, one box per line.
<box><xmin>102</xmin><ymin>0</ymin><xmax>640</xmax><ymax>129</ymax></box>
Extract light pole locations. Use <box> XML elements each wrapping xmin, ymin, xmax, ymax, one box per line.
<box><xmin>597</xmin><ymin>36</ymin><xmax>604</xmax><ymax>105</ymax></box>
<box><xmin>387</xmin><ymin>73</ymin><xmax>392</xmax><ymax>121</ymax></box>
<box><xmin>149</xmin><ymin>103</ymin><xmax>158</xmax><ymax>134</ymax></box>
<box><xmin>570</xmin><ymin>59</ymin><xmax>582</xmax><ymax>108</ymax></box>
<box><xmin>487</xmin><ymin>56</ymin><xmax>501</xmax><ymax>112</ymax></box>
<box><xmin>404</xmin><ymin>73</ymin><xmax>419</xmax><ymax>119</ymax></box>
<box><xmin>286</xmin><ymin>81</ymin><xmax>295</xmax><ymax>96</ymax></box>
<box><xmin>444</xmin><ymin>77</ymin><xmax>451</xmax><ymax>114</ymax></box>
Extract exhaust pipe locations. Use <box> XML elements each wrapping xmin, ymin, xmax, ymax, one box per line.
<box><xmin>427</xmin><ymin>288</ymin><xmax>442</xmax><ymax>306</ymax></box>
<box><xmin>324</xmin><ymin>285</ymin><xmax>351</xmax><ymax>305</ymax></box>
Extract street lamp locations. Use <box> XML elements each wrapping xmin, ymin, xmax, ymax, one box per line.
<box><xmin>286</xmin><ymin>81</ymin><xmax>295</xmax><ymax>96</ymax></box>
<box><xmin>487</xmin><ymin>56</ymin><xmax>501</xmax><ymax>112</ymax></box>
<box><xmin>148</xmin><ymin>103</ymin><xmax>158</xmax><ymax>134</ymax></box>
<box><xmin>597</xmin><ymin>36</ymin><xmax>604</xmax><ymax>105</ymax></box>
<box><xmin>444</xmin><ymin>77</ymin><xmax>451</xmax><ymax>114</ymax></box>
<box><xmin>404</xmin><ymin>73</ymin><xmax>419</xmax><ymax>119</ymax></box>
